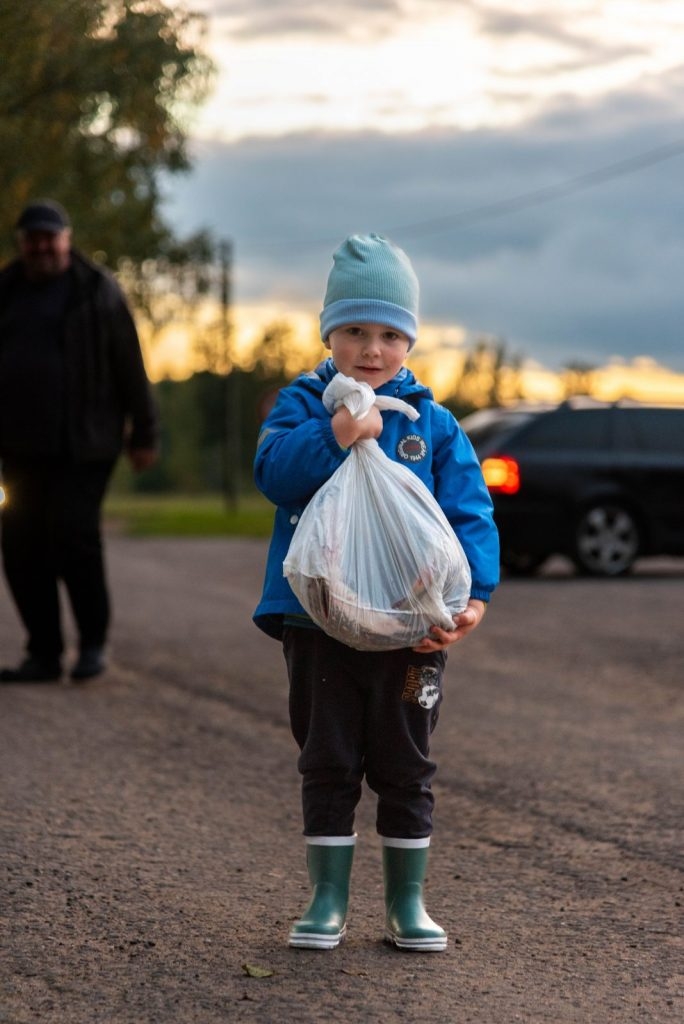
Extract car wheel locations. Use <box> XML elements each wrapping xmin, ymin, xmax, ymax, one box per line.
<box><xmin>501</xmin><ymin>550</ymin><xmax>548</xmax><ymax>576</ymax></box>
<box><xmin>573</xmin><ymin>503</ymin><xmax>640</xmax><ymax>576</ymax></box>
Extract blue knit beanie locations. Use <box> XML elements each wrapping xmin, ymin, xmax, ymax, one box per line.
<box><xmin>320</xmin><ymin>233</ymin><xmax>419</xmax><ymax>349</ymax></box>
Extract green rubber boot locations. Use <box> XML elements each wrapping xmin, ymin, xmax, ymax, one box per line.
<box><xmin>289</xmin><ymin>837</ymin><xmax>356</xmax><ymax>950</ymax></box>
<box><xmin>382</xmin><ymin>839</ymin><xmax>447</xmax><ymax>952</ymax></box>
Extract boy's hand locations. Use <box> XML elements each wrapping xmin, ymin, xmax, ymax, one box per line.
<box><xmin>332</xmin><ymin>405</ymin><xmax>383</xmax><ymax>448</ymax></box>
<box><xmin>412</xmin><ymin>599</ymin><xmax>487</xmax><ymax>653</ymax></box>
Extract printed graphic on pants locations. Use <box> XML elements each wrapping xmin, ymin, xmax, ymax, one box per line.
<box><xmin>402</xmin><ymin>665</ymin><xmax>441</xmax><ymax>709</ymax></box>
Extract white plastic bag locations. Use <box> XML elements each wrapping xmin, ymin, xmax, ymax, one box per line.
<box><xmin>283</xmin><ymin>376</ymin><xmax>472</xmax><ymax>651</ymax></box>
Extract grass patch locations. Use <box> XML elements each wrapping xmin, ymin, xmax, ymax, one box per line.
<box><xmin>105</xmin><ymin>493</ymin><xmax>275</xmax><ymax>538</ymax></box>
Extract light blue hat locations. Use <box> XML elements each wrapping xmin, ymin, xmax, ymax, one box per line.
<box><xmin>320</xmin><ymin>233</ymin><xmax>419</xmax><ymax>349</ymax></box>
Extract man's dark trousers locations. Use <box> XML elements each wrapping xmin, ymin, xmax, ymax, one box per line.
<box><xmin>0</xmin><ymin>457</ymin><xmax>115</xmax><ymax>659</ymax></box>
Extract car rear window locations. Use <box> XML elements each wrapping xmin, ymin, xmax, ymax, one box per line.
<box><xmin>613</xmin><ymin>408</ymin><xmax>684</xmax><ymax>454</ymax></box>
<box><xmin>461</xmin><ymin>411</ymin><xmax>537</xmax><ymax>447</ymax></box>
<box><xmin>515</xmin><ymin>409</ymin><xmax>612</xmax><ymax>450</ymax></box>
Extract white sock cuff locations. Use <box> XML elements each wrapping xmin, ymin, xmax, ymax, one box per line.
<box><xmin>381</xmin><ymin>836</ymin><xmax>431</xmax><ymax>849</ymax></box>
<box><xmin>305</xmin><ymin>834</ymin><xmax>357</xmax><ymax>847</ymax></box>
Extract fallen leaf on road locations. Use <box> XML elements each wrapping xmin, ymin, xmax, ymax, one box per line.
<box><xmin>242</xmin><ymin>963</ymin><xmax>275</xmax><ymax>978</ymax></box>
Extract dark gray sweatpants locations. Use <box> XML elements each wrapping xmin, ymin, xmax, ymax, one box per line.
<box><xmin>283</xmin><ymin>626</ymin><xmax>446</xmax><ymax>839</ymax></box>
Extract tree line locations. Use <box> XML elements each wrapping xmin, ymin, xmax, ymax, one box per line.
<box><xmin>113</xmin><ymin>318</ymin><xmax>602</xmax><ymax>496</ymax></box>
<box><xmin>114</xmin><ymin>320</ymin><xmax>323</xmax><ymax>495</ymax></box>
<box><xmin>113</xmin><ymin>331</ymin><xmax>533</xmax><ymax>496</ymax></box>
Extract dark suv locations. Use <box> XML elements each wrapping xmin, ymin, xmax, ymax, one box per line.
<box><xmin>461</xmin><ymin>399</ymin><xmax>684</xmax><ymax>576</ymax></box>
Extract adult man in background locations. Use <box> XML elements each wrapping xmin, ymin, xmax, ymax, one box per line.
<box><xmin>0</xmin><ymin>199</ymin><xmax>158</xmax><ymax>682</ymax></box>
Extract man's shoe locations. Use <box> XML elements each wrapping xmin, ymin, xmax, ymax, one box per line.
<box><xmin>71</xmin><ymin>647</ymin><xmax>107</xmax><ymax>681</ymax></box>
<box><xmin>0</xmin><ymin>656</ymin><xmax>62</xmax><ymax>683</ymax></box>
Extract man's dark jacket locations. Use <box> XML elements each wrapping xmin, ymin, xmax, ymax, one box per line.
<box><xmin>0</xmin><ymin>250</ymin><xmax>158</xmax><ymax>461</ymax></box>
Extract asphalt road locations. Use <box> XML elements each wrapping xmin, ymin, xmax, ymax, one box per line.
<box><xmin>1</xmin><ymin>539</ymin><xmax>682</xmax><ymax>1024</ymax></box>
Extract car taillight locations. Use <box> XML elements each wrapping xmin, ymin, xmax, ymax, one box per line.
<box><xmin>481</xmin><ymin>456</ymin><xmax>520</xmax><ymax>495</ymax></box>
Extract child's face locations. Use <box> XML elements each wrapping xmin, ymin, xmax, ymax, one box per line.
<box><xmin>325</xmin><ymin>323</ymin><xmax>410</xmax><ymax>389</ymax></box>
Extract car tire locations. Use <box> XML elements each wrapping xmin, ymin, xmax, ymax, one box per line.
<box><xmin>501</xmin><ymin>550</ymin><xmax>548</xmax><ymax>576</ymax></box>
<box><xmin>572</xmin><ymin>502</ymin><xmax>640</xmax><ymax>577</ymax></box>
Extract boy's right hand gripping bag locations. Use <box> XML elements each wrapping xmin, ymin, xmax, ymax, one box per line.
<box><xmin>283</xmin><ymin>376</ymin><xmax>472</xmax><ymax>652</ymax></box>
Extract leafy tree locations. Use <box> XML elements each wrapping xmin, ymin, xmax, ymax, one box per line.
<box><xmin>443</xmin><ymin>336</ymin><xmax>523</xmax><ymax>417</ymax></box>
<box><xmin>117</xmin><ymin>232</ymin><xmax>225</xmax><ymax>379</ymax></box>
<box><xmin>0</xmin><ymin>0</ymin><xmax>213</xmax><ymax>264</ymax></box>
<box><xmin>113</xmin><ymin>319</ymin><xmax>325</xmax><ymax>497</ymax></box>
<box><xmin>247</xmin><ymin>320</ymin><xmax>324</xmax><ymax>379</ymax></box>
<box><xmin>561</xmin><ymin>362</ymin><xmax>596</xmax><ymax>398</ymax></box>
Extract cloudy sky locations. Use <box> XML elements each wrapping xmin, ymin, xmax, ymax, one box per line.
<box><xmin>163</xmin><ymin>0</ymin><xmax>684</xmax><ymax>375</ymax></box>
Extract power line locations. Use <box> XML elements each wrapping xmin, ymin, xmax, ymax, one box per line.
<box><xmin>392</xmin><ymin>136</ymin><xmax>684</xmax><ymax>240</ymax></box>
<box><xmin>242</xmin><ymin>136</ymin><xmax>684</xmax><ymax>252</ymax></box>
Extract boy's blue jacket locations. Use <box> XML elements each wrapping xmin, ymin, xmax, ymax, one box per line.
<box><xmin>253</xmin><ymin>359</ymin><xmax>499</xmax><ymax>640</ymax></box>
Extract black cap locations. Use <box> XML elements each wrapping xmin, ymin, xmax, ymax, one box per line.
<box><xmin>15</xmin><ymin>200</ymin><xmax>71</xmax><ymax>234</ymax></box>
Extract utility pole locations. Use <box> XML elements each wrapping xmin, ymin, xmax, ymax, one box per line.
<box><xmin>219</xmin><ymin>239</ymin><xmax>241</xmax><ymax>509</ymax></box>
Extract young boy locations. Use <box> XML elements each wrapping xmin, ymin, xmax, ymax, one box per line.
<box><xmin>253</xmin><ymin>233</ymin><xmax>499</xmax><ymax>952</ymax></box>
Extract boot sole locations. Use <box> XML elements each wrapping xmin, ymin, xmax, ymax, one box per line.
<box><xmin>384</xmin><ymin>930</ymin><xmax>447</xmax><ymax>952</ymax></box>
<box><xmin>289</xmin><ymin>925</ymin><xmax>346</xmax><ymax>950</ymax></box>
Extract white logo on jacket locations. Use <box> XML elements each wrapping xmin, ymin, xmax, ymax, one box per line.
<box><xmin>397</xmin><ymin>434</ymin><xmax>427</xmax><ymax>462</ymax></box>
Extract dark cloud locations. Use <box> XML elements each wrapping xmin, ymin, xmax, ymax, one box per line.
<box><xmin>208</xmin><ymin>0</ymin><xmax>646</xmax><ymax>65</ymax></box>
<box><xmin>477</xmin><ymin>5</ymin><xmax>644</xmax><ymax>62</ymax></box>
<box><xmin>163</xmin><ymin>88</ymin><xmax>684</xmax><ymax>371</ymax></box>
<box><xmin>209</xmin><ymin>0</ymin><xmax>403</xmax><ymax>40</ymax></box>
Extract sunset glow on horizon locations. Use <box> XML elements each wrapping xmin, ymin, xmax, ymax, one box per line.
<box><xmin>141</xmin><ymin>303</ymin><xmax>684</xmax><ymax>409</ymax></box>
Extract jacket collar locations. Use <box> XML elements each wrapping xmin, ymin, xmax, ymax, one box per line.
<box><xmin>301</xmin><ymin>358</ymin><xmax>433</xmax><ymax>401</ymax></box>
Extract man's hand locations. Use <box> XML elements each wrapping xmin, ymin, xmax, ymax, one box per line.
<box><xmin>127</xmin><ymin>447</ymin><xmax>158</xmax><ymax>473</ymax></box>
<box><xmin>412</xmin><ymin>599</ymin><xmax>487</xmax><ymax>653</ymax></box>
